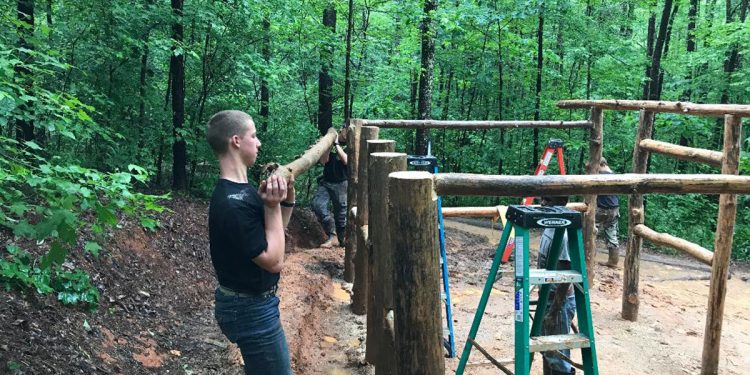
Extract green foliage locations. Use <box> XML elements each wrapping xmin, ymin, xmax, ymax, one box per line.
<box><xmin>0</xmin><ymin>38</ymin><xmax>165</xmax><ymax>308</ymax></box>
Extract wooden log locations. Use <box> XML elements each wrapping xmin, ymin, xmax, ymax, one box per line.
<box><xmin>389</xmin><ymin>171</ymin><xmax>444</xmax><ymax>375</ymax></box>
<box><xmin>432</xmin><ymin>173</ymin><xmax>750</xmax><ymax>196</ymax></box>
<box><xmin>557</xmin><ymin>99</ymin><xmax>750</xmax><ymax>117</ymax></box>
<box><xmin>633</xmin><ymin>224</ymin><xmax>713</xmax><ymax>265</ymax></box>
<box><xmin>266</xmin><ymin>127</ymin><xmax>338</xmax><ymax>178</ymax></box>
<box><xmin>368</xmin><ymin>152</ymin><xmax>407</xmax><ymax>375</ymax></box>
<box><xmin>584</xmin><ymin>108</ymin><xmax>603</xmax><ymax>284</ymax></box>
<box><xmin>358</xmin><ymin>119</ymin><xmax>592</xmax><ymax>129</ymax></box>
<box><xmin>639</xmin><ymin>139</ymin><xmax>722</xmax><ymax>168</ymax></box>
<box><xmin>352</xmin><ymin>127</ymin><xmax>380</xmax><ymax>315</ymax></box>
<box><xmin>440</xmin><ymin>203</ymin><xmax>587</xmax><ymax>218</ymax></box>
<box><xmin>362</xmin><ymin>141</ymin><xmax>396</xmax><ymax>364</ymax></box>
<box><xmin>701</xmin><ymin>114</ymin><xmax>742</xmax><ymax>375</ymax></box>
<box><xmin>344</xmin><ymin>122</ymin><xmax>362</xmax><ymax>282</ymax></box>
<box><xmin>623</xmin><ymin>110</ymin><xmax>655</xmax><ymax>321</ymax></box>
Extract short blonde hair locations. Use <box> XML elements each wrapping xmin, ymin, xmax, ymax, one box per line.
<box><xmin>206</xmin><ymin>110</ymin><xmax>253</xmax><ymax>155</ymax></box>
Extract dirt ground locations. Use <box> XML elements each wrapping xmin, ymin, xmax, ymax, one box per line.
<box><xmin>442</xmin><ymin>219</ymin><xmax>750</xmax><ymax>375</ymax></box>
<box><xmin>1</xmin><ymin>199</ymin><xmax>749</xmax><ymax>374</ymax></box>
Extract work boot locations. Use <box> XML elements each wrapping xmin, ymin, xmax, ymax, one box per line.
<box><xmin>336</xmin><ymin>226</ymin><xmax>346</xmax><ymax>247</ymax></box>
<box><xmin>321</xmin><ymin>235</ymin><xmax>336</xmax><ymax>248</ymax></box>
<box><xmin>605</xmin><ymin>246</ymin><xmax>619</xmax><ymax>268</ymax></box>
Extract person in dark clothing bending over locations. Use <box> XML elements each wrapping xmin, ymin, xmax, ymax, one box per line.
<box><xmin>593</xmin><ymin>157</ymin><xmax>620</xmax><ymax>267</ymax></box>
<box><xmin>206</xmin><ymin>110</ymin><xmax>295</xmax><ymax>375</ymax></box>
<box><xmin>538</xmin><ymin>196</ymin><xmax>576</xmax><ymax>375</ymax></box>
<box><xmin>312</xmin><ymin>129</ymin><xmax>348</xmax><ymax>248</ymax></box>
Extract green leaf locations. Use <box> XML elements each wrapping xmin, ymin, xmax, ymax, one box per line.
<box><xmin>23</xmin><ymin>141</ymin><xmax>42</xmax><ymax>150</ymax></box>
<box><xmin>41</xmin><ymin>242</ymin><xmax>67</xmax><ymax>269</ymax></box>
<box><xmin>83</xmin><ymin>241</ymin><xmax>102</xmax><ymax>256</ymax></box>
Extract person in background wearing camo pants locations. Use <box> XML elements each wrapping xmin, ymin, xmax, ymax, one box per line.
<box><xmin>593</xmin><ymin>157</ymin><xmax>620</xmax><ymax>267</ymax></box>
<box><xmin>312</xmin><ymin>129</ymin><xmax>348</xmax><ymax>248</ymax></box>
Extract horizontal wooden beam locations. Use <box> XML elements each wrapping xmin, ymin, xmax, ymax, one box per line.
<box><xmin>433</xmin><ymin>173</ymin><xmax>750</xmax><ymax>196</ymax></box>
<box><xmin>557</xmin><ymin>100</ymin><xmax>750</xmax><ymax>117</ymax></box>
<box><xmin>357</xmin><ymin>119</ymin><xmax>592</xmax><ymax>129</ymax></box>
<box><xmin>441</xmin><ymin>203</ymin><xmax>587</xmax><ymax>218</ymax></box>
<box><xmin>639</xmin><ymin>139</ymin><xmax>723</xmax><ymax>167</ymax></box>
<box><xmin>633</xmin><ymin>224</ymin><xmax>713</xmax><ymax>266</ymax></box>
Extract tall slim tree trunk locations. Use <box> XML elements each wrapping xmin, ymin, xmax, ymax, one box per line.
<box><xmin>138</xmin><ymin>29</ymin><xmax>150</xmax><ymax>148</ymax></box>
<box><xmin>682</xmin><ymin>0</ymin><xmax>698</xmax><ymax>101</ymax></box>
<box><xmin>416</xmin><ymin>0</ymin><xmax>437</xmax><ymax>155</ymax></box>
<box><xmin>645</xmin><ymin>0</ymin><xmax>674</xmax><ymax>101</ymax></box>
<box><xmin>170</xmin><ymin>0</ymin><xmax>187</xmax><ymax>190</ymax></box>
<box><xmin>15</xmin><ymin>0</ymin><xmax>35</xmax><ymax>143</ymax></box>
<box><xmin>260</xmin><ymin>13</ymin><xmax>270</xmax><ymax>131</ymax></box>
<box><xmin>318</xmin><ymin>3</ymin><xmax>336</xmax><ymax>135</ymax></box>
<box><xmin>343</xmin><ymin>0</ymin><xmax>354</xmax><ymax>124</ymax></box>
<box><xmin>641</xmin><ymin>11</ymin><xmax>656</xmax><ymax>100</ymax></box>
<box><xmin>532</xmin><ymin>3</ymin><xmax>544</xmax><ymax>168</ymax></box>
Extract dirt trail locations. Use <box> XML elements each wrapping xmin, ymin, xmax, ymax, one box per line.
<box><xmin>442</xmin><ymin>219</ymin><xmax>750</xmax><ymax>375</ymax></box>
<box><xmin>2</xmin><ymin>201</ymin><xmax>748</xmax><ymax>374</ymax></box>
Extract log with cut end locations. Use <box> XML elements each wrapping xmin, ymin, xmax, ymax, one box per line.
<box><xmin>633</xmin><ymin>224</ymin><xmax>713</xmax><ymax>265</ymax></box>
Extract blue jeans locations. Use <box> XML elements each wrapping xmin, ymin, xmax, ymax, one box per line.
<box><xmin>541</xmin><ymin>293</ymin><xmax>577</xmax><ymax>374</ymax></box>
<box><xmin>214</xmin><ymin>288</ymin><xmax>291</xmax><ymax>375</ymax></box>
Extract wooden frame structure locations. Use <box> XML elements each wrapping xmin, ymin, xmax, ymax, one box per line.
<box><xmin>342</xmin><ymin>100</ymin><xmax>748</xmax><ymax>375</ymax></box>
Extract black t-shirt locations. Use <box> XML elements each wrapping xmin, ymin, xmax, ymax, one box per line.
<box><xmin>597</xmin><ymin>171</ymin><xmax>620</xmax><ymax>208</ymax></box>
<box><xmin>208</xmin><ymin>179</ymin><xmax>279</xmax><ymax>294</ymax></box>
<box><xmin>323</xmin><ymin>150</ymin><xmax>348</xmax><ymax>183</ymax></box>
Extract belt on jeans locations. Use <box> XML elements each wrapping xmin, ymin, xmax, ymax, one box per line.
<box><xmin>218</xmin><ymin>285</ymin><xmax>277</xmax><ymax>298</ymax></box>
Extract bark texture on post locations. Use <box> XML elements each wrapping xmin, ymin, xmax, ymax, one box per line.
<box><xmin>432</xmin><ymin>173</ymin><xmax>750</xmax><ymax>196</ymax></box>
<box><xmin>701</xmin><ymin>115</ymin><xmax>742</xmax><ymax>375</ymax></box>
<box><xmin>360</xmin><ymin>119</ymin><xmax>592</xmax><ymax>129</ymax></box>
<box><xmin>638</xmin><ymin>139</ymin><xmax>723</xmax><ymax>167</ymax></box>
<box><xmin>623</xmin><ymin>110</ymin><xmax>654</xmax><ymax>321</ymax></box>
<box><xmin>557</xmin><ymin>99</ymin><xmax>750</xmax><ymax>117</ymax></box>
<box><xmin>368</xmin><ymin>152</ymin><xmax>407</xmax><ymax>375</ymax></box>
<box><xmin>351</xmin><ymin>126</ymin><xmax>380</xmax><ymax>315</ymax></box>
<box><xmin>344</xmin><ymin>122</ymin><xmax>362</xmax><ymax>282</ymax></box>
<box><xmin>633</xmin><ymin>224</ymin><xmax>713</xmax><ymax>265</ymax></box>
<box><xmin>583</xmin><ymin>108</ymin><xmax>603</xmax><ymax>284</ymax></box>
<box><xmin>389</xmin><ymin>171</ymin><xmax>444</xmax><ymax>375</ymax></box>
<box><xmin>363</xmin><ymin>141</ymin><xmax>396</xmax><ymax>364</ymax></box>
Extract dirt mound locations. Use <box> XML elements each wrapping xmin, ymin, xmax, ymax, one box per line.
<box><xmin>287</xmin><ymin>207</ymin><xmax>328</xmax><ymax>251</ymax></box>
<box><xmin>0</xmin><ymin>197</ymin><xmax>345</xmax><ymax>374</ymax></box>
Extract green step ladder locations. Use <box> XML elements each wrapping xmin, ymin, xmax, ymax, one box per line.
<box><xmin>456</xmin><ymin>205</ymin><xmax>599</xmax><ymax>375</ymax></box>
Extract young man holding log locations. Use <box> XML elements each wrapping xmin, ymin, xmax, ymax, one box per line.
<box><xmin>206</xmin><ymin>110</ymin><xmax>295</xmax><ymax>374</ymax></box>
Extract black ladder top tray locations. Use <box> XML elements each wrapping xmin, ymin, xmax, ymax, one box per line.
<box><xmin>506</xmin><ymin>205</ymin><xmax>582</xmax><ymax>229</ymax></box>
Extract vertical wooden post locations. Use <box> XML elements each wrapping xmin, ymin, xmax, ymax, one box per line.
<box><xmin>622</xmin><ymin>110</ymin><xmax>655</xmax><ymax>321</ymax></box>
<box><xmin>701</xmin><ymin>115</ymin><xmax>742</xmax><ymax>375</ymax></box>
<box><xmin>583</xmin><ymin>107</ymin><xmax>603</xmax><ymax>283</ymax></box>
<box><xmin>344</xmin><ymin>121</ymin><xmax>362</xmax><ymax>282</ymax></box>
<box><xmin>368</xmin><ymin>152</ymin><xmax>407</xmax><ymax>375</ymax></box>
<box><xmin>389</xmin><ymin>171</ymin><xmax>444</xmax><ymax>375</ymax></box>
<box><xmin>352</xmin><ymin>126</ymin><xmax>380</xmax><ymax>315</ymax></box>
<box><xmin>363</xmin><ymin>140</ymin><xmax>396</xmax><ymax>363</ymax></box>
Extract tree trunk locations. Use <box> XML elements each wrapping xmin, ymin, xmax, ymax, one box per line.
<box><xmin>644</xmin><ymin>0</ymin><xmax>674</xmax><ymax>101</ymax></box>
<box><xmin>416</xmin><ymin>0</ymin><xmax>437</xmax><ymax>155</ymax></box>
<box><xmin>15</xmin><ymin>0</ymin><xmax>35</xmax><ymax>143</ymax></box>
<box><xmin>318</xmin><ymin>3</ymin><xmax>336</xmax><ymax>135</ymax></box>
<box><xmin>532</xmin><ymin>3</ymin><xmax>544</xmax><ymax>168</ymax></box>
<box><xmin>343</xmin><ymin>0</ymin><xmax>354</xmax><ymax>125</ymax></box>
<box><xmin>170</xmin><ymin>0</ymin><xmax>187</xmax><ymax>191</ymax></box>
<box><xmin>260</xmin><ymin>13</ymin><xmax>270</xmax><ymax>132</ymax></box>
<box><xmin>137</xmin><ymin>27</ymin><xmax>152</xmax><ymax>150</ymax></box>
<box><xmin>641</xmin><ymin>11</ymin><xmax>656</xmax><ymax>100</ymax></box>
